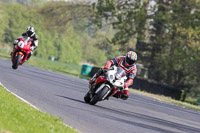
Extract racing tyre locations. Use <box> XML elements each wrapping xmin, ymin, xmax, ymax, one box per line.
<box><xmin>12</xmin><ymin>54</ymin><xmax>21</xmax><ymax>69</ymax></box>
<box><xmin>90</xmin><ymin>86</ymin><xmax>109</xmax><ymax>105</ymax></box>
<box><xmin>84</xmin><ymin>91</ymin><xmax>92</xmax><ymax>103</ymax></box>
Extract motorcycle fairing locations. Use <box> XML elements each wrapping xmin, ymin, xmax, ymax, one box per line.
<box><xmin>95</xmin><ymin>76</ymin><xmax>107</xmax><ymax>84</ymax></box>
<box><xmin>11</xmin><ymin>37</ymin><xmax>32</xmax><ymax>67</ymax></box>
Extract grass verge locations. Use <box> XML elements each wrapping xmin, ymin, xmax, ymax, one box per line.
<box><xmin>0</xmin><ymin>49</ymin><xmax>82</xmax><ymax>77</ymax></box>
<box><xmin>0</xmin><ymin>85</ymin><xmax>78</xmax><ymax>133</ymax></box>
<box><xmin>26</xmin><ymin>57</ymin><xmax>82</xmax><ymax>77</ymax></box>
<box><xmin>130</xmin><ymin>89</ymin><xmax>200</xmax><ymax>112</ymax></box>
<box><xmin>0</xmin><ymin>49</ymin><xmax>10</xmax><ymax>60</ymax></box>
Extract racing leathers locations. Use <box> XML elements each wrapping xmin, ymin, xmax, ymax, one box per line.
<box><xmin>12</xmin><ymin>33</ymin><xmax>38</xmax><ymax>60</ymax></box>
<box><xmin>89</xmin><ymin>56</ymin><xmax>137</xmax><ymax>100</ymax></box>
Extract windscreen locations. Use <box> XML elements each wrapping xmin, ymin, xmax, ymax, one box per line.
<box><xmin>115</xmin><ymin>67</ymin><xmax>126</xmax><ymax>79</ymax></box>
<box><xmin>22</xmin><ymin>36</ymin><xmax>30</xmax><ymax>43</ymax></box>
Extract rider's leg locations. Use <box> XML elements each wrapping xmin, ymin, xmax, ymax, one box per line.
<box><xmin>26</xmin><ymin>53</ymin><xmax>32</xmax><ymax>61</ymax></box>
<box><xmin>120</xmin><ymin>89</ymin><xmax>129</xmax><ymax>100</ymax></box>
<box><xmin>26</xmin><ymin>51</ymin><xmax>33</xmax><ymax>61</ymax></box>
<box><xmin>89</xmin><ymin>68</ymin><xmax>104</xmax><ymax>88</ymax></box>
<box><xmin>113</xmin><ymin>88</ymin><xmax>129</xmax><ymax>100</ymax></box>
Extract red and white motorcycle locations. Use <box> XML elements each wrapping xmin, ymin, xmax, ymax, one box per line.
<box><xmin>84</xmin><ymin>66</ymin><xmax>127</xmax><ymax>105</ymax></box>
<box><xmin>11</xmin><ymin>36</ymin><xmax>32</xmax><ymax>69</ymax></box>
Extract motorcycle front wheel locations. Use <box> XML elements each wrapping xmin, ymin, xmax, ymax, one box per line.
<box><xmin>12</xmin><ymin>54</ymin><xmax>21</xmax><ymax>69</ymax></box>
<box><xmin>84</xmin><ymin>91</ymin><xmax>92</xmax><ymax>103</ymax></box>
<box><xmin>90</xmin><ymin>86</ymin><xmax>110</xmax><ymax>105</ymax></box>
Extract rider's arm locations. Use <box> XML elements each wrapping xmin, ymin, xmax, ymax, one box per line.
<box><xmin>111</xmin><ymin>56</ymin><xmax>123</xmax><ymax>65</ymax></box>
<box><xmin>17</xmin><ymin>33</ymin><xmax>26</xmax><ymax>40</ymax></box>
<box><xmin>31</xmin><ymin>34</ymin><xmax>38</xmax><ymax>50</ymax></box>
<box><xmin>124</xmin><ymin>77</ymin><xmax>134</xmax><ymax>88</ymax></box>
<box><xmin>104</xmin><ymin>56</ymin><xmax>124</xmax><ymax>70</ymax></box>
<box><xmin>104</xmin><ymin>60</ymin><xmax>114</xmax><ymax>70</ymax></box>
<box><xmin>15</xmin><ymin>33</ymin><xmax>26</xmax><ymax>42</ymax></box>
<box><xmin>104</xmin><ymin>56</ymin><xmax>122</xmax><ymax>70</ymax></box>
<box><xmin>124</xmin><ymin>69</ymin><xmax>137</xmax><ymax>88</ymax></box>
<box><xmin>13</xmin><ymin>35</ymin><xmax>24</xmax><ymax>45</ymax></box>
<box><xmin>32</xmin><ymin>40</ymin><xmax>38</xmax><ymax>49</ymax></box>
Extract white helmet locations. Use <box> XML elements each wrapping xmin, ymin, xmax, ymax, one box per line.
<box><xmin>26</xmin><ymin>26</ymin><xmax>35</xmax><ymax>37</ymax></box>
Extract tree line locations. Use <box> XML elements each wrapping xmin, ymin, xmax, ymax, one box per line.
<box><xmin>0</xmin><ymin>1</ymin><xmax>121</xmax><ymax>66</ymax></box>
<box><xmin>0</xmin><ymin>0</ymin><xmax>200</xmax><ymax>99</ymax></box>
<box><xmin>93</xmin><ymin>0</ymin><xmax>200</xmax><ymax>98</ymax></box>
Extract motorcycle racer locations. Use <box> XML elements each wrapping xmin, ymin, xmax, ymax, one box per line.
<box><xmin>11</xmin><ymin>26</ymin><xmax>38</xmax><ymax>61</ymax></box>
<box><xmin>89</xmin><ymin>51</ymin><xmax>137</xmax><ymax>100</ymax></box>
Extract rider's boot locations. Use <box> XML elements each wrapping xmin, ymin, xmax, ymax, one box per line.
<box><xmin>26</xmin><ymin>50</ymin><xmax>33</xmax><ymax>61</ymax></box>
<box><xmin>113</xmin><ymin>92</ymin><xmax>121</xmax><ymax>98</ymax></box>
<box><xmin>113</xmin><ymin>89</ymin><xmax>129</xmax><ymax>100</ymax></box>
<box><xmin>26</xmin><ymin>53</ymin><xmax>32</xmax><ymax>61</ymax></box>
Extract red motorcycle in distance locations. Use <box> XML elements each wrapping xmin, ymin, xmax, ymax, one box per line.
<box><xmin>11</xmin><ymin>37</ymin><xmax>32</xmax><ymax>69</ymax></box>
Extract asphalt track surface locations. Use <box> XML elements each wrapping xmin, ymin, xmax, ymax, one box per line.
<box><xmin>0</xmin><ymin>59</ymin><xmax>200</xmax><ymax>133</ymax></box>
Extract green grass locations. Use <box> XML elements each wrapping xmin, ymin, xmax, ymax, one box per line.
<box><xmin>0</xmin><ymin>49</ymin><xmax>10</xmax><ymax>60</ymax></box>
<box><xmin>0</xmin><ymin>49</ymin><xmax>82</xmax><ymax>77</ymax></box>
<box><xmin>26</xmin><ymin>57</ymin><xmax>82</xmax><ymax>77</ymax></box>
<box><xmin>0</xmin><ymin>85</ymin><xmax>78</xmax><ymax>133</ymax></box>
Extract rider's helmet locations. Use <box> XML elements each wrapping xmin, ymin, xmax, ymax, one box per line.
<box><xmin>26</xmin><ymin>26</ymin><xmax>35</xmax><ymax>37</ymax></box>
<box><xmin>125</xmin><ymin>51</ymin><xmax>137</xmax><ymax>66</ymax></box>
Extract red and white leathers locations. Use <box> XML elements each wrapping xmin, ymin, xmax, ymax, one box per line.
<box><xmin>89</xmin><ymin>56</ymin><xmax>137</xmax><ymax>100</ymax></box>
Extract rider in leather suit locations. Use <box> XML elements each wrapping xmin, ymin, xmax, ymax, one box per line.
<box><xmin>89</xmin><ymin>51</ymin><xmax>137</xmax><ymax>100</ymax></box>
<box><xmin>11</xmin><ymin>26</ymin><xmax>38</xmax><ymax>61</ymax></box>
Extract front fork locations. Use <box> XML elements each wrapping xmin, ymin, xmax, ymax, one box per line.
<box><xmin>90</xmin><ymin>83</ymin><xmax>114</xmax><ymax>100</ymax></box>
<box><xmin>89</xmin><ymin>83</ymin><xmax>97</xmax><ymax>96</ymax></box>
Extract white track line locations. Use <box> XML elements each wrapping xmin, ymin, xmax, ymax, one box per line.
<box><xmin>0</xmin><ymin>82</ymin><xmax>79</xmax><ymax>132</ymax></box>
<box><xmin>0</xmin><ymin>82</ymin><xmax>39</xmax><ymax>110</ymax></box>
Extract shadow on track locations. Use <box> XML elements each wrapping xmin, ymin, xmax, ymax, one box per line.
<box><xmin>94</xmin><ymin>105</ymin><xmax>200</xmax><ymax>133</ymax></box>
<box><xmin>55</xmin><ymin>94</ymin><xmax>200</xmax><ymax>133</ymax></box>
<box><xmin>55</xmin><ymin>95</ymin><xmax>85</xmax><ymax>104</ymax></box>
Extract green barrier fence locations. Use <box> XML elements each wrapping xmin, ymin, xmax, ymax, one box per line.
<box><xmin>81</xmin><ymin>64</ymin><xmax>93</xmax><ymax>76</ymax></box>
<box><xmin>197</xmin><ymin>94</ymin><xmax>200</xmax><ymax>106</ymax></box>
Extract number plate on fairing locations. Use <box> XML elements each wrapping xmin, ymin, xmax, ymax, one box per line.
<box><xmin>18</xmin><ymin>41</ymin><xmax>24</xmax><ymax>49</ymax></box>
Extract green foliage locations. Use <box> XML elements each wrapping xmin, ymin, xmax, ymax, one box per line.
<box><xmin>27</xmin><ymin>56</ymin><xmax>81</xmax><ymax>77</ymax></box>
<box><xmin>0</xmin><ymin>1</ymin><xmax>121</xmax><ymax>66</ymax></box>
<box><xmin>0</xmin><ymin>3</ymin><xmax>8</xmax><ymax>45</ymax></box>
<box><xmin>0</xmin><ymin>85</ymin><xmax>78</xmax><ymax>133</ymax></box>
<box><xmin>0</xmin><ymin>2</ymin><xmax>83</xmax><ymax>64</ymax></box>
<box><xmin>0</xmin><ymin>0</ymin><xmax>47</xmax><ymax>5</ymax></box>
<box><xmin>149</xmin><ymin>0</ymin><xmax>200</xmax><ymax>91</ymax></box>
<box><xmin>94</xmin><ymin>0</ymin><xmax>200</xmax><ymax>97</ymax></box>
<box><xmin>93</xmin><ymin>0</ymin><xmax>148</xmax><ymax>45</ymax></box>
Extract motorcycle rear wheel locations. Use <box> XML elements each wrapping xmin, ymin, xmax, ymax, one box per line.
<box><xmin>90</xmin><ymin>86</ymin><xmax>110</xmax><ymax>105</ymax></box>
<box><xmin>12</xmin><ymin>54</ymin><xmax>21</xmax><ymax>69</ymax></box>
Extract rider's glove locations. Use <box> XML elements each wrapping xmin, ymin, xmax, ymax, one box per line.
<box><xmin>124</xmin><ymin>78</ymin><xmax>133</xmax><ymax>88</ymax></box>
<box><xmin>104</xmin><ymin>61</ymin><xmax>113</xmax><ymax>71</ymax></box>
<box><xmin>13</xmin><ymin>40</ymin><xmax>18</xmax><ymax>45</ymax></box>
